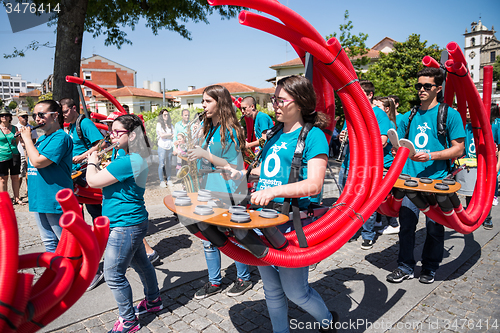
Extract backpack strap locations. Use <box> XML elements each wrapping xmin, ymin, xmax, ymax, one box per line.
<box><xmin>437</xmin><ymin>103</ymin><xmax>451</xmax><ymax>172</ymax></box>
<box><xmin>403</xmin><ymin>106</ymin><xmax>419</xmax><ymax>139</ymax></box>
<box><xmin>75</xmin><ymin>114</ymin><xmax>90</xmax><ymax>150</ymax></box>
<box><xmin>281</xmin><ymin>122</ymin><xmax>314</xmax><ymax>248</ymax></box>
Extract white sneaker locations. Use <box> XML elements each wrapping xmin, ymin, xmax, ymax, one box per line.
<box><xmin>493</xmin><ymin>197</ymin><xmax>498</xmax><ymax>206</ymax></box>
<box><xmin>378</xmin><ymin>225</ymin><xmax>400</xmax><ymax>235</ymax></box>
<box><xmin>159</xmin><ymin>181</ymin><xmax>167</xmax><ymax>188</ymax></box>
<box><xmin>167</xmin><ymin>180</ymin><xmax>174</xmax><ymax>187</ymax></box>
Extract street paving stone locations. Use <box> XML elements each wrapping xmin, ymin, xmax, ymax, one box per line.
<box><xmin>10</xmin><ymin>161</ymin><xmax>500</xmax><ymax>332</ymax></box>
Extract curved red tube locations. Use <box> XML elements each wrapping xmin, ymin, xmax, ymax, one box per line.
<box><xmin>483</xmin><ymin>66</ymin><xmax>493</xmax><ymax>115</ymax></box>
<box><xmin>4</xmin><ymin>273</ymin><xmax>33</xmax><ymax>333</ymax></box>
<box><xmin>0</xmin><ymin>192</ymin><xmax>19</xmax><ymax>333</ymax></box>
<box><xmin>76</xmin><ymin>195</ymin><xmax>103</xmax><ymax>205</ymax></box>
<box><xmin>66</xmin><ymin>76</ymin><xmax>126</xmax><ymax>114</ymax></box>
<box><xmin>90</xmin><ymin>112</ymin><xmax>107</xmax><ymax>120</ymax></box>
<box><xmin>74</xmin><ymin>186</ymin><xmax>103</xmax><ymax>200</ymax></box>
<box><xmin>41</xmin><ymin>211</ymin><xmax>104</xmax><ymax>326</ymax></box>
<box><xmin>17</xmin><ymin>253</ymin><xmax>74</xmax><ymax>329</ymax></box>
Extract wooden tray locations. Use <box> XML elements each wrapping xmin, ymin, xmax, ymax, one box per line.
<box><xmin>164</xmin><ymin>193</ymin><xmax>289</xmax><ymax>229</ymax></box>
<box><xmin>393</xmin><ymin>176</ymin><xmax>461</xmax><ymax>194</ymax></box>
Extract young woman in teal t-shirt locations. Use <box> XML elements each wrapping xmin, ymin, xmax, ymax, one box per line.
<box><xmin>86</xmin><ymin>114</ymin><xmax>162</xmax><ymax>333</ymax></box>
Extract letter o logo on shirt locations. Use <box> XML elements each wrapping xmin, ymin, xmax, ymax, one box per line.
<box><xmin>414</xmin><ymin>133</ymin><xmax>428</xmax><ymax>149</ymax></box>
<box><xmin>469</xmin><ymin>139</ymin><xmax>476</xmax><ymax>154</ymax></box>
<box><xmin>263</xmin><ymin>153</ymin><xmax>280</xmax><ymax>178</ymax></box>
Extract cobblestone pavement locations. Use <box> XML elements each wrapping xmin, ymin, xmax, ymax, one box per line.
<box><xmin>10</xmin><ymin>161</ymin><xmax>500</xmax><ymax>333</ymax></box>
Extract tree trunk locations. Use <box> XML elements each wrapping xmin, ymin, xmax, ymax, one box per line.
<box><xmin>53</xmin><ymin>0</ymin><xmax>88</xmax><ymax>109</ymax></box>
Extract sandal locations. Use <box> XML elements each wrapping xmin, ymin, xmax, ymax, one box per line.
<box><xmin>14</xmin><ymin>198</ymin><xmax>26</xmax><ymax>206</ymax></box>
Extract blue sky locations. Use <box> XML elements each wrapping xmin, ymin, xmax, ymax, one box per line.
<box><xmin>1</xmin><ymin>0</ymin><xmax>499</xmax><ymax>91</ymax></box>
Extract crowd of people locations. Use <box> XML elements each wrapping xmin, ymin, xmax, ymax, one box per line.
<box><xmin>5</xmin><ymin>67</ymin><xmax>499</xmax><ymax>333</ymax></box>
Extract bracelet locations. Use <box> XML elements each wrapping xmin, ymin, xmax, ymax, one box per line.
<box><xmin>428</xmin><ymin>152</ymin><xmax>432</xmax><ymax>161</ymax></box>
<box><xmin>87</xmin><ymin>163</ymin><xmax>99</xmax><ymax>169</ymax></box>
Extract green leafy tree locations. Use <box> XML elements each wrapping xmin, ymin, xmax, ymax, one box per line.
<box><xmin>324</xmin><ymin>10</ymin><xmax>369</xmax><ymax>130</ymax></box>
<box><xmin>0</xmin><ymin>98</ymin><xmax>4</xmax><ymax>109</ymax></box>
<box><xmin>38</xmin><ymin>91</ymin><xmax>53</xmax><ymax>102</ymax></box>
<box><xmin>4</xmin><ymin>0</ymin><xmax>242</xmax><ymax>107</ymax></box>
<box><xmin>493</xmin><ymin>55</ymin><xmax>500</xmax><ymax>82</ymax></box>
<box><xmin>26</xmin><ymin>96</ymin><xmax>36</xmax><ymax>111</ymax></box>
<box><xmin>8</xmin><ymin>101</ymin><xmax>18</xmax><ymax>110</ymax></box>
<box><xmin>365</xmin><ymin>34</ymin><xmax>442</xmax><ymax>112</ymax></box>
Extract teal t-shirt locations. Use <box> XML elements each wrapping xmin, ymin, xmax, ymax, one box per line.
<box><xmin>0</xmin><ymin>125</ymin><xmax>19</xmax><ymax>161</ymax></box>
<box><xmin>254</xmin><ymin>112</ymin><xmax>274</xmax><ymax>138</ymax></box>
<box><xmin>28</xmin><ymin>129</ymin><xmax>73</xmax><ymax>214</ymax></box>
<box><xmin>342</xmin><ymin>106</ymin><xmax>392</xmax><ymax>170</ymax></box>
<box><xmin>397</xmin><ymin>103</ymin><xmax>465</xmax><ymax>179</ymax></box>
<box><xmin>199</xmin><ymin>125</ymin><xmax>243</xmax><ymax>193</ymax></box>
<box><xmin>102</xmin><ymin>151</ymin><xmax>149</xmax><ymax>227</ymax></box>
<box><xmin>69</xmin><ymin>117</ymin><xmax>103</xmax><ymax>168</ymax></box>
<box><xmin>464</xmin><ymin>123</ymin><xmax>476</xmax><ymax>158</ymax></box>
<box><xmin>256</xmin><ymin>126</ymin><xmax>328</xmax><ymax>209</ymax></box>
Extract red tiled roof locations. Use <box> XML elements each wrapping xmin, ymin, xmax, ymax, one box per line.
<box><xmin>19</xmin><ymin>90</ymin><xmax>41</xmax><ymax>97</ymax></box>
<box><xmin>95</xmin><ymin>87</ymin><xmax>174</xmax><ymax>99</ymax></box>
<box><xmin>177</xmin><ymin>82</ymin><xmax>273</xmax><ymax>96</ymax></box>
<box><xmin>270</xmin><ymin>58</ymin><xmax>304</xmax><ymax>69</ymax></box>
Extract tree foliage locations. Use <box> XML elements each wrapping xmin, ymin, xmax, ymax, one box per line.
<box><xmin>8</xmin><ymin>101</ymin><xmax>18</xmax><ymax>110</ymax></box>
<box><xmin>4</xmin><ymin>0</ymin><xmax>242</xmax><ymax>106</ymax></box>
<box><xmin>38</xmin><ymin>91</ymin><xmax>53</xmax><ymax>102</ymax></box>
<box><xmin>0</xmin><ymin>99</ymin><xmax>4</xmax><ymax>109</ymax></box>
<box><xmin>493</xmin><ymin>55</ymin><xmax>500</xmax><ymax>82</ymax></box>
<box><xmin>365</xmin><ymin>34</ymin><xmax>442</xmax><ymax>112</ymax></box>
<box><xmin>325</xmin><ymin>10</ymin><xmax>369</xmax><ymax>130</ymax></box>
<box><xmin>325</xmin><ymin>10</ymin><xmax>369</xmax><ymax>73</ymax></box>
<box><xmin>26</xmin><ymin>96</ymin><xmax>36</xmax><ymax>111</ymax></box>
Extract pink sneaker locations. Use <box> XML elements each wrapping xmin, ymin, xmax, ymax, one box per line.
<box><xmin>134</xmin><ymin>297</ymin><xmax>163</xmax><ymax>315</ymax></box>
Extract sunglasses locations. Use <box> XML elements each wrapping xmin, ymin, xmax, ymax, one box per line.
<box><xmin>414</xmin><ymin>83</ymin><xmax>437</xmax><ymax>91</ymax></box>
<box><xmin>35</xmin><ymin>112</ymin><xmax>56</xmax><ymax>118</ymax></box>
<box><xmin>241</xmin><ymin>107</ymin><xmax>248</xmax><ymax>111</ymax></box>
<box><xmin>20</xmin><ymin>115</ymin><xmax>29</xmax><ymax>119</ymax></box>
<box><xmin>110</xmin><ymin>130</ymin><xmax>129</xmax><ymax>137</ymax></box>
<box><xmin>271</xmin><ymin>96</ymin><xmax>294</xmax><ymax>107</ymax></box>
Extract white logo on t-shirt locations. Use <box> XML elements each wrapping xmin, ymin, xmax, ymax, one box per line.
<box><xmin>469</xmin><ymin>138</ymin><xmax>476</xmax><ymax>155</ymax></box>
<box><xmin>414</xmin><ymin>123</ymin><xmax>432</xmax><ymax>149</ymax></box>
<box><xmin>263</xmin><ymin>141</ymin><xmax>287</xmax><ymax>177</ymax></box>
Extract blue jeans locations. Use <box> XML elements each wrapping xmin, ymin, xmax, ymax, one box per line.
<box><xmin>361</xmin><ymin>212</ymin><xmax>376</xmax><ymax>241</ymax></box>
<box><xmin>258</xmin><ymin>265</ymin><xmax>333</xmax><ymax>333</ymax></box>
<box><xmin>34</xmin><ymin>212</ymin><xmax>63</xmax><ymax>253</ymax></box>
<box><xmin>202</xmin><ymin>240</ymin><xmax>250</xmax><ymax>285</ymax></box>
<box><xmin>382</xmin><ymin>215</ymin><xmax>399</xmax><ymax>227</ymax></box>
<box><xmin>158</xmin><ymin>147</ymin><xmax>173</xmax><ymax>182</ymax></box>
<box><xmin>104</xmin><ymin>220</ymin><xmax>160</xmax><ymax>321</ymax></box>
<box><xmin>398</xmin><ymin>197</ymin><xmax>444</xmax><ymax>274</ymax></box>
<box><xmin>338</xmin><ymin>167</ymin><xmax>348</xmax><ymax>192</ymax></box>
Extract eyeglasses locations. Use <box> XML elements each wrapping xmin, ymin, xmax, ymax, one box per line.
<box><xmin>110</xmin><ymin>130</ymin><xmax>129</xmax><ymax>137</ymax></box>
<box><xmin>35</xmin><ymin>112</ymin><xmax>56</xmax><ymax>118</ymax></box>
<box><xmin>414</xmin><ymin>83</ymin><xmax>437</xmax><ymax>91</ymax></box>
<box><xmin>20</xmin><ymin>115</ymin><xmax>29</xmax><ymax>119</ymax></box>
<box><xmin>271</xmin><ymin>96</ymin><xmax>294</xmax><ymax>107</ymax></box>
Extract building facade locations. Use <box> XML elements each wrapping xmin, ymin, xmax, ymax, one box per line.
<box><xmin>463</xmin><ymin>20</ymin><xmax>497</xmax><ymax>83</ymax></box>
<box><xmin>0</xmin><ymin>74</ymin><xmax>27</xmax><ymax>103</ymax></box>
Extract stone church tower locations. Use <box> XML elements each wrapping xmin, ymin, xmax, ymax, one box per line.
<box><xmin>463</xmin><ymin>20</ymin><xmax>496</xmax><ymax>84</ymax></box>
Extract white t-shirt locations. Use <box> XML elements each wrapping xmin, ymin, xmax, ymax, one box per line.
<box><xmin>156</xmin><ymin>123</ymin><xmax>174</xmax><ymax>150</ymax></box>
<box><xmin>16</xmin><ymin>123</ymin><xmax>38</xmax><ymax>157</ymax></box>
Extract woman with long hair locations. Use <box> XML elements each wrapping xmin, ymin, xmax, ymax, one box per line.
<box><xmin>157</xmin><ymin>108</ymin><xmax>174</xmax><ymax>187</ymax></box>
<box><xmin>225</xmin><ymin>75</ymin><xmax>337</xmax><ymax>332</ymax></box>
<box><xmin>86</xmin><ymin>114</ymin><xmax>162</xmax><ymax>333</ymax></box>
<box><xmin>0</xmin><ymin>109</ymin><xmax>22</xmax><ymax>205</ymax></box>
<box><xmin>19</xmin><ymin>100</ymin><xmax>73</xmax><ymax>252</ymax></box>
<box><xmin>187</xmin><ymin>85</ymin><xmax>253</xmax><ymax>299</ymax></box>
<box><xmin>380</xmin><ymin>96</ymin><xmax>397</xmax><ymax>130</ymax></box>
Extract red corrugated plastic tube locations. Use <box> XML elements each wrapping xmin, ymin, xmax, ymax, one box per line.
<box><xmin>0</xmin><ymin>192</ymin><xmax>19</xmax><ymax>332</ymax></box>
<box><xmin>3</xmin><ymin>273</ymin><xmax>33</xmax><ymax>333</ymax></box>
<box><xmin>40</xmin><ymin>211</ymin><xmax>107</xmax><ymax>327</ymax></box>
<box><xmin>90</xmin><ymin>112</ymin><xmax>107</xmax><ymax>120</ymax></box>
<box><xmin>66</xmin><ymin>76</ymin><xmax>127</xmax><ymax>114</ymax></box>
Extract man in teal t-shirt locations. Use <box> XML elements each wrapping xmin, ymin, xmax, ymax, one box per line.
<box><xmin>60</xmin><ymin>98</ymin><xmax>105</xmax><ymax>222</ymax></box>
<box><xmin>387</xmin><ymin>67</ymin><xmax>465</xmax><ymax>285</ymax></box>
<box><xmin>338</xmin><ymin>80</ymin><xmax>392</xmax><ymax>250</ymax></box>
<box><xmin>241</xmin><ymin>96</ymin><xmax>273</xmax><ymax>151</ymax></box>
